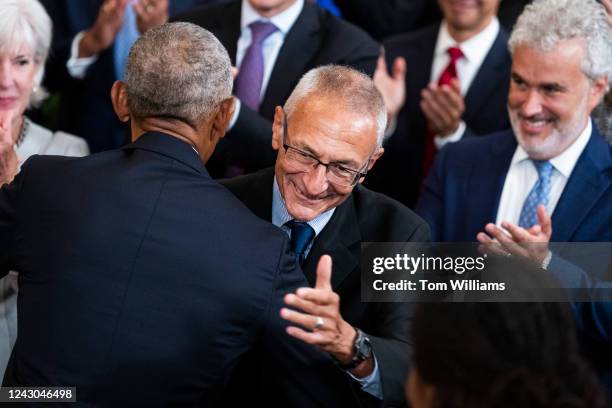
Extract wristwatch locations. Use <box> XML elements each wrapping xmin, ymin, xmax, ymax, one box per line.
<box><xmin>338</xmin><ymin>327</ymin><xmax>372</xmax><ymax>370</ymax></box>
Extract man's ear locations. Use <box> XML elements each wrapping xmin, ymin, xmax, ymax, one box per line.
<box><xmin>358</xmin><ymin>147</ymin><xmax>384</xmax><ymax>185</ymax></box>
<box><xmin>271</xmin><ymin>106</ymin><xmax>284</xmax><ymax>151</ymax></box>
<box><xmin>111</xmin><ymin>81</ymin><xmax>130</xmax><ymax>122</ymax></box>
<box><xmin>588</xmin><ymin>76</ymin><xmax>608</xmax><ymax>112</ymax></box>
<box><xmin>211</xmin><ymin>97</ymin><xmax>235</xmax><ymax>142</ymax></box>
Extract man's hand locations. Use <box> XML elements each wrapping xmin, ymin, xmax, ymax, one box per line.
<box><xmin>0</xmin><ymin>111</ymin><xmax>19</xmax><ymax>186</ymax></box>
<box><xmin>420</xmin><ymin>79</ymin><xmax>465</xmax><ymax>137</ymax></box>
<box><xmin>134</xmin><ymin>0</ymin><xmax>169</xmax><ymax>34</ymax></box>
<box><xmin>79</xmin><ymin>0</ymin><xmax>129</xmax><ymax>58</ymax></box>
<box><xmin>373</xmin><ymin>50</ymin><xmax>406</xmax><ymax>125</ymax></box>
<box><xmin>281</xmin><ymin>255</ymin><xmax>374</xmax><ymax>377</ymax></box>
<box><xmin>477</xmin><ymin>205</ymin><xmax>552</xmax><ymax>266</ymax></box>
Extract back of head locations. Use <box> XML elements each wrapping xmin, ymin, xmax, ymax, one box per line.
<box><xmin>125</xmin><ymin>22</ymin><xmax>233</xmax><ymax>128</ymax></box>
<box><xmin>411</xmin><ymin>259</ymin><xmax>608</xmax><ymax>408</ymax></box>
<box><xmin>508</xmin><ymin>0</ymin><xmax>612</xmax><ymax>88</ymax></box>
<box><xmin>283</xmin><ymin>65</ymin><xmax>387</xmax><ymax>146</ymax></box>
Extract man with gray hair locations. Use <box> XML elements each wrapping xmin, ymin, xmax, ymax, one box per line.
<box><xmin>0</xmin><ymin>22</ymin><xmax>353</xmax><ymax>406</ymax></box>
<box><xmin>415</xmin><ymin>0</ymin><xmax>612</xmax><ymax>393</ymax></box>
<box><xmin>222</xmin><ymin>64</ymin><xmax>430</xmax><ymax>406</ymax></box>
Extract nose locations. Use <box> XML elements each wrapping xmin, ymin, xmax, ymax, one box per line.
<box><xmin>0</xmin><ymin>62</ymin><xmax>12</xmax><ymax>89</ymax></box>
<box><xmin>520</xmin><ymin>89</ymin><xmax>543</xmax><ymax>117</ymax></box>
<box><xmin>302</xmin><ymin>164</ymin><xmax>329</xmax><ymax>196</ymax></box>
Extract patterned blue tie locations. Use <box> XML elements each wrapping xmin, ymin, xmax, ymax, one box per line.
<box><xmin>285</xmin><ymin>220</ymin><xmax>315</xmax><ymax>265</ymax></box>
<box><xmin>113</xmin><ymin>2</ymin><xmax>139</xmax><ymax>80</ymax></box>
<box><xmin>518</xmin><ymin>160</ymin><xmax>554</xmax><ymax>228</ymax></box>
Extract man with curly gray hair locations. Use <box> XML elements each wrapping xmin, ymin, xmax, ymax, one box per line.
<box><xmin>417</xmin><ymin>0</ymin><xmax>612</xmax><ymax>392</ymax></box>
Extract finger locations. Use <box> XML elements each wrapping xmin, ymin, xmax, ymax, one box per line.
<box><xmin>295</xmin><ymin>287</ymin><xmax>337</xmax><ymax>305</ymax></box>
<box><xmin>485</xmin><ymin>223</ymin><xmax>528</xmax><ymax>258</ymax></box>
<box><xmin>440</xmin><ymin>85</ymin><xmax>465</xmax><ymax>117</ymax></box>
<box><xmin>391</xmin><ymin>57</ymin><xmax>407</xmax><ymax>81</ymax></box>
<box><xmin>133</xmin><ymin>1</ymin><xmax>145</xmax><ymax>17</ymax></box>
<box><xmin>527</xmin><ymin>225</ymin><xmax>542</xmax><ymax>235</ymax></box>
<box><xmin>477</xmin><ymin>232</ymin><xmax>507</xmax><ymax>256</ymax></box>
<box><xmin>433</xmin><ymin>87</ymin><xmax>462</xmax><ymax>121</ymax></box>
<box><xmin>0</xmin><ymin>111</ymin><xmax>13</xmax><ymax>144</ymax></box>
<box><xmin>449</xmin><ymin>78</ymin><xmax>462</xmax><ymax>94</ymax></box>
<box><xmin>285</xmin><ymin>326</ymin><xmax>326</xmax><ymax>345</ymax></box>
<box><xmin>421</xmin><ymin>91</ymin><xmax>453</xmax><ymax>128</ymax></box>
<box><xmin>314</xmin><ymin>254</ymin><xmax>332</xmax><ymax>291</ymax></box>
<box><xmin>284</xmin><ymin>293</ymin><xmax>327</xmax><ymax>316</ymax></box>
<box><xmin>280</xmin><ymin>307</ymin><xmax>324</xmax><ymax>331</ymax></box>
<box><xmin>537</xmin><ymin>205</ymin><xmax>552</xmax><ymax>238</ymax></box>
<box><xmin>500</xmin><ymin>221</ymin><xmax>532</xmax><ymax>242</ymax></box>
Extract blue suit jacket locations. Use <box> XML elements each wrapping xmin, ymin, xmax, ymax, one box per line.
<box><xmin>40</xmin><ymin>0</ymin><xmax>217</xmax><ymax>153</ymax></box>
<box><xmin>365</xmin><ymin>23</ymin><xmax>512</xmax><ymax>208</ymax></box>
<box><xmin>415</xmin><ymin>127</ymin><xmax>611</xmax><ymax>243</ymax></box>
<box><xmin>415</xmin><ymin>127</ymin><xmax>612</xmax><ymax>389</ymax></box>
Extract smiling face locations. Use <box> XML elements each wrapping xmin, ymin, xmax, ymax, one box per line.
<box><xmin>438</xmin><ymin>0</ymin><xmax>500</xmax><ymax>40</ymax></box>
<box><xmin>0</xmin><ymin>44</ymin><xmax>38</xmax><ymax>119</ymax></box>
<box><xmin>508</xmin><ymin>40</ymin><xmax>607</xmax><ymax>160</ymax></box>
<box><xmin>271</xmin><ymin>97</ymin><xmax>382</xmax><ymax>222</ymax></box>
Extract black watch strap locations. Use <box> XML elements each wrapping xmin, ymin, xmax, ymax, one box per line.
<box><xmin>336</xmin><ymin>327</ymin><xmax>372</xmax><ymax>370</ymax></box>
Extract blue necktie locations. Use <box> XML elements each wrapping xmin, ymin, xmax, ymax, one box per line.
<box><xmin>113</xmin><ymin>2</ymin><xmax>140</xmax><ymax>80</ymax></box>
<box><xmin>518</xmin><ymin>160</ymin><xmax>554</xmax><ymax>228</ymax></box>
<box><xmin>285</xmin><ymin>220</ymin><xmax>315</xmax><ymax>265</ymax></box>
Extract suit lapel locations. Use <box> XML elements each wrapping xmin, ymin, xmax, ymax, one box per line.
<box><xmin>552</xmin><ymin>129</ymin><xmax>612</xmax><ymax>241</ymax></box>
<box><xmin>302</xmin><ymin>193</ymin><xmax>361</xmax><ymax>289</ymax></box>
<box><xmin>259</xmin><ymin>4</ymin><xmax>322</xmax><ymax>118</ymax></box>
<box><xmin>466</xmin><ymin>133</ymin><xmax>516</xmax><ymax>237</ymax></box>
<box><xmin>464</xmin><ymin>29</ymin><xmax>510</xmax><ymax>120</ymax></box>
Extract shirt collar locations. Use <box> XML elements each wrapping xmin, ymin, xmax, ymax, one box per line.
<box><xmin>511</xmin><ymin>119</ymin><xmax>593</xmax><ymax>178</ymax></box>
<box><xmin>272</xmin><ymin>175</ymin><xmax>335</xmax><ymax>236</ymax></box>
<box><xmin>241</xmin><ymin>0</ymin><xmax>304</xmax><ymax>35</ymax></box>
<box><xmin>435</xmin><ymin>17</ymin><xmax>500</xmax><ymax>64</ymax></box>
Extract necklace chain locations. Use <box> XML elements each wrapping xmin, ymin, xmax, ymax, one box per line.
<box><xmin>15</xmin><ymin>117</ymin><xmax>29</xmax><ymax>148</ymax></box>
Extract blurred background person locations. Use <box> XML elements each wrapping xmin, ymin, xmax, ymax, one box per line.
<box><xmin>173</xmin><ymin>0</ymin><xmax>378</xmax><ymax>178</ymax></box>
<box><xmin>592</xmin><ymin>0</ymin><xmax>612</xmax><ymax>143</ymax></box>
<box><xmin>368</xmin><ymin>0</ymin><xmax>511</xmax><ymax>207</ymax></box>
<box><xmin>0</xmin><ymin>0</ymin><xmax>89</xmax><ymax>379</ymax></box>
<box><xmin>408</xmin><ymin>300</ymin><xmax>608</xmax><ymax>408</ymax></box>
<box><xmin>39</xmin><ymin>0</ymin><xmax>225</xmax><ymax>153</ymax></box>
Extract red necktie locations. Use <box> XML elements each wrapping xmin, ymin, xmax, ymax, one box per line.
<box><xmin>422</xmin><ymin>46</ymin><xmax>464</xmax><ymax>178</ymax></box>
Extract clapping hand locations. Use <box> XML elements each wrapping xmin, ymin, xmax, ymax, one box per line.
<box><xmin>134</xmin><ymin>0</ymin><xmax>169</xmax><ymax>34</ymax></box>
<box><xmin>420</xmin><ymin>79</ymin><xmax>465</xmax><ymax>137</ymax></box>
<box><xmin>0</xmin><ymin>111</ymin><xmax>19</xmax><ymax>186</ymax></box>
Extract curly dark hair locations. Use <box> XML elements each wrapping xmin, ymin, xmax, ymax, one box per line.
<box><xmin>411</xmin><ymin>258</ymin><xmax>608</xmax><ymax>408</ymax></box>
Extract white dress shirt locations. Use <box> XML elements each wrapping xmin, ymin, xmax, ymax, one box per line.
<box><xmin>495</xmin><ymin>119</ymin><xmax>592</xmax><ymax>226</ymax></box>
<box><xmin>431</xmin><ymin>17</ymin><xmax>500</xmax><ymax>148</ymax></box>
<box><xmin>229</xmin><ymin>0</ymin><xmax>304</xmax><ymax>128</ymax></box>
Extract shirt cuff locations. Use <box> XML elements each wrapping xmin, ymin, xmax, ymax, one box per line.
<box><xmin>434</xmin><ymin>120</ymin><xmax>466</xmax><ymax>150</ymax></box>
<box><xmin>346</xmin><ymin>354</ymin><xmax>383</xmax><ymax>400</ymax></box>
<box><xmin>228</xmin><ymin>97</ymin><xmax>241</xmax><ymax>130</ymax></box>
<box><xmin>66</xmin><ymin>31</ymin><xmax>99</xmax><ymax>79</ymax></box>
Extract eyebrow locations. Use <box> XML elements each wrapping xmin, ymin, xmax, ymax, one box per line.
<box><xmin>294</xmin><ymin>142</ymin><xmax>360</xmax><ymax>168</ymax></box>
<box><xmin>511</xmin><ymin>72</ymin><xmax>567</xmax><ymax>92</ymax></box>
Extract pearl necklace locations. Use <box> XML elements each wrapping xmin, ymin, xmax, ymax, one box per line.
<box><xmin>15</xmin><ymin>117</ymin><xmax>29</xmax><ymax>148</ymax></box>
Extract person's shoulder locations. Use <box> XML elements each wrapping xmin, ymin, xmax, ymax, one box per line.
<box><xmin>440</xmin><ymin>129</ymin><xmax>515</xmax><ymax>160</ymax></box>
<box><xmin>311</xmin><ymin>5</ymin><xmax>377</xmax><ymax>48</ymax></box>
<box><xmin>48</xmin><ymin>131</ymin><xmax>90</xmax><ymax>156</ymax></box>
<box><xmin>219</xmin><ymin>167</ymin><xmax>273</xmax><ymax>197</ymax></box>
<box><xmin>383</xmin><ymin>23</ymin><xmax>440</xmax><ymax>51</ymax></box>
<box><xmin>171</xmin><ymin>0</ymin><xmax>238</xmax><ymax>26</ymax></box>
<box><xmin>351</xmin><ymin>185</ymin><xmax>430</xmax><ymax>241</ymax></box>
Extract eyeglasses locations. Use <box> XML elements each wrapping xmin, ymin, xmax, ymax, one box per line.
<box><xmin>282</xmin><ymin>112</ymin><xmax>371</xmax><ymax>187</ymax></box>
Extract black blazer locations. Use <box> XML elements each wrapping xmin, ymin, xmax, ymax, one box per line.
<box><xmin>221</xmin><ymin>167</ymin><xmax>430</xmax><ymax>407</ymax></box>
<box><xmin>0</xmin><ymin>133</ymin><xmax>354</xmax><ymax>406</ymax></box>
<box><xmin>366</xmin><ymin>23</ymin><xmax>512</xmax><ymax>208</ymax></box>
<box><xmin>40</xmin><ymin>0</ymin><xmax>215</xmax><ymax>152</ymax></box>
<box><xmin>173</xmin><ymin>1</ymin><xmax>379</xmax><ymax>176</ymax></box>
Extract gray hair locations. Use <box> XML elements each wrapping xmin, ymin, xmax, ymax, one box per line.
<box><xmin>509</xmin><ymin>0</ymin><xmax>612</xmax><ymax>89</ymax></box>
<box><xmin>284</xmin><ymin>65</ymin><xmax>387</xmax><ymax>147</ymax></box>
<box><xmin>0</xmin><ymin>0</ymin><xmax>51</xmax><ymax>106</ymax></box>
<box><xmin>125</xmin><ymin>22</ymin><xmax>233</xmax><ymax>127</ymax></box>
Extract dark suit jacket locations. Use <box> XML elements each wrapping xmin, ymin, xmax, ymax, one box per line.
<box><xmin>0</xmin><ymin>133</ymin><xmax>356</xmax><ymax>406</ymax></box>
<box><xmin>173</xmin><ymin>1</ymin><xmax>379</xmax><ymax>177</ymax></box>
<box><xmin>221</xmin><ymin>167</ymin><xmax>431</xmax><ymax>407</ymax></box>
<box><xmin>366</xmin><ymin>23</ymin><xmax>511</xmax><ymax>208</ymax></box>
<box><xmin>40</xmin><ymin>0</ymin><xmax>214</xmax><ymax>153</ymax></box>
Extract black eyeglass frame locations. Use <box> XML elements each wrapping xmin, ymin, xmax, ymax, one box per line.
<box><xmin>281</xmin><ymin>111</ymin><xmax>372</xmax><ymax>187</ymax></box>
